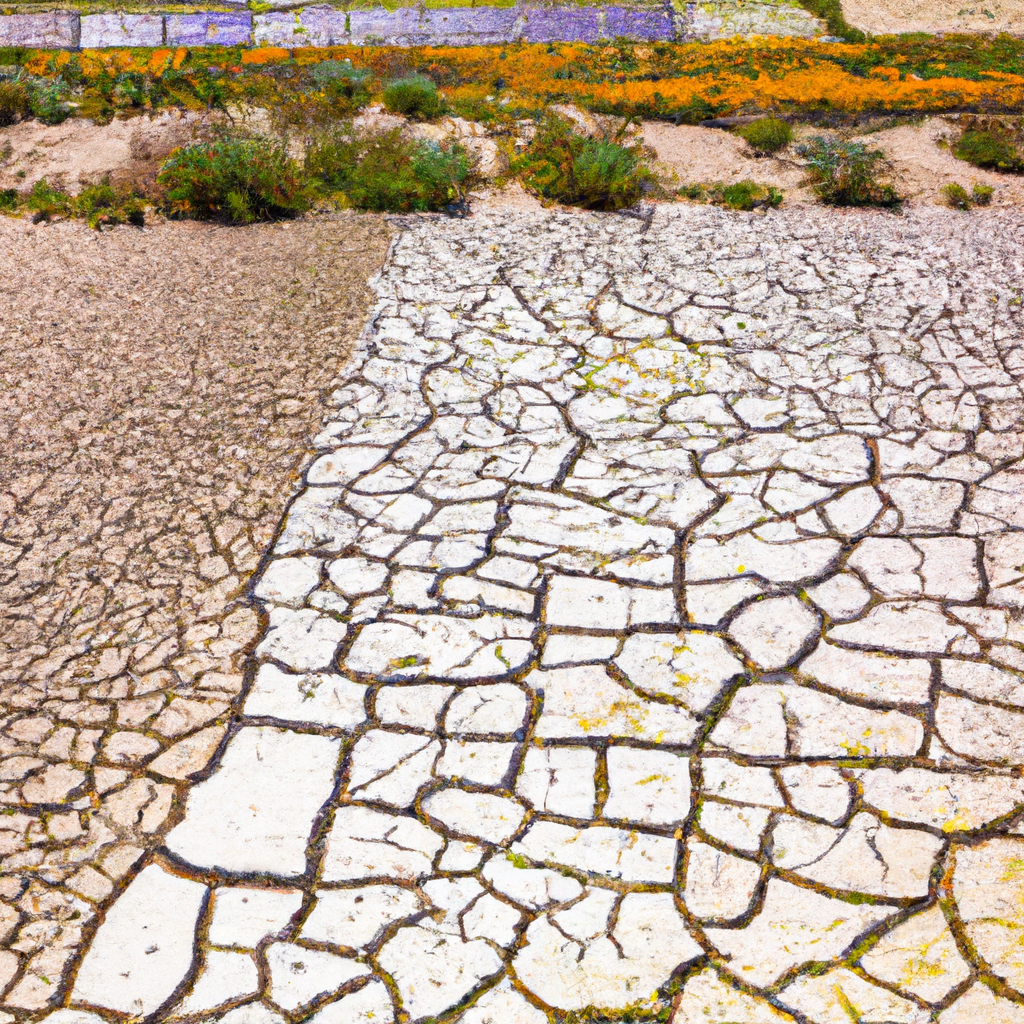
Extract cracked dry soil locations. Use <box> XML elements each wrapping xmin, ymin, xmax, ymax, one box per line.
<box><xmin>0</xmin><ymin>213</ymin><xmax>391</xmax><ymax>1007</ymax></box>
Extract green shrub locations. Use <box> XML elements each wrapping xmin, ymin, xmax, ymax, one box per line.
<box><xmin>28</xmin><ymin>79</ymin><xmax>72</xmax><ymax>125</ymax></box>
<box><xmin>25</xmin><ymin>179</ymin><xmax>71</xmax><ymax>222</ymax></box>
<box><xmin>736</xmin><ymin>117</ymin><xmax>793</xmax><ymax>156</ymax></box>
<box><xmin>678</xmin><ymin>180</ymin><xmax>783</xmax><ymax>210</ymax></box>
<box><xmin>308</xmin><ymin>128</ymin><xmax>471</xmax><ymax>213</ymax></box>
<box><xmin>0</xmin><ymin>188</ymin><xmax>17</xmax><ymax>212</ymax></box>
<box><xmin>309</xmin><ymin>59</ymin><xmax>370</xmax><ymax>88</ymax></box>
<box><xmin>382</xmin><ymin>75</ymin><xmax>445</xmax><ymax>120</ymax></box>
<box><xmin>797</xmin><ymin>136</ymin><xmax>901</xmax><ymax>208</ymax></box>
<box><xmin>941</xmin><ymin>181</ymin><xmax>996</xmax><ymax>210</ymax></box>
<box><xmin>952</xmin><ymin>130</ymin><xmax>1024</xmax><ymax>173</ymax></box>
<box><xmin>307</xmin><ymin>59</ymin><xmax>370</xmax><ymax>110</ymax></box>
<box><xmin>720</xmin><ymin>180</ymin><xmax>784</xmax><ymax>210</ymax></box>
<box><xmin>972</xmin><ymin>183</ymin><xmax>994</xmax><ymax>206</ymax></box>
<box><xmin>513</xmin><ymin>116</ymin><xmax>657</xmax><ymax>211</ymax></box>
<box><xmin>75</xmin><ymin>181</ymin><xmax>145</xmax><ymax>229</ymax></box>
<box><xmin>111</xmin><ymin>71</ymin><xmax>147</xmax><ymax>108</ymax></box>
<box><xmin>157</xmin><ymin>137</ymin><xmax>311</xmax><ymax>224</ymax></box>
<box><xmin>0</xmin><ymin>81</ymin><xmax>30</xmax><ymax>126</ymax></box>
<box><xmin>942</xmin><ymin>182</ymin><xmax>971</xmax><ymax>210</ymax></box>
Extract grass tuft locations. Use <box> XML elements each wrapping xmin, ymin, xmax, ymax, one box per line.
<box><xmin>513</xmin><ymin>115</ymin><xmax>657</xmax><ymax>210</ymax></box>
<box><xmin>797</xmin><ymin>136</ymin><xmax>901</xmax><ymax>207</ymax></box>
<box><xmin>736</xmin><ymin>116</ymin><xmax>793</xmax><ymax>156</ymax></box>
<box><xmin>382</xmin><ymin>74</ymin><xmax>446</xmax><ymax>120</ymax></box>
<box><xmin>157</xmin><ymin>136</ymin><xmax>311</xmax><ymax>224</ymax></box>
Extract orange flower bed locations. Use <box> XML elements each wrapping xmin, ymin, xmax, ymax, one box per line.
<box><xmin>17</xmin><ymin>36</ymin><xmax>1024</xmax><ymax>117</ymax></box>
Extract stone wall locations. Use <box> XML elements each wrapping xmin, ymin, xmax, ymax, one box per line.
<box><xmin>0</xmin><ymin>1</ymin><xmax>825</xmax><ymax>49</ymax></box>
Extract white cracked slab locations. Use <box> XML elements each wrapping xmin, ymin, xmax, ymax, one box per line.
<box><xmin>53</xmin><ymin>208</ymin><xmax>1024</xmax><ymax>1024</ymax></box>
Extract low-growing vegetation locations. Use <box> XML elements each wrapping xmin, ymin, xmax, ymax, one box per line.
<box><xmin>941</xmin><ymin>181</ymin><xmax>995</xmax><ymax>210</ymax></box>
<box><xmin>953</xmin><ymin>129</ymin><xmax>1024</xmax><ymax>174</ymax></box>
<box><xmin>382</xmin><ymin>74</ymin><xmax>446</xmax><ymax>120</ymax></box>
<box><xmin>157</xmin><ymin>136</ymin><xmax>311</xmax><ymax>223</ymax></box>
<box><xmin>307</xmin><ymin>128</ymin><xmax>470</xmax><ymax>212</ymax></box>
<box><xmin>0</xmin><ymin>80</ymin><xmax>30</xmax><ymax>126</ymax></box>
<box><xmin>2</xmin><ymin>177</ymin><xmax>146</xmax><ymax>226</ymax></box>
<box><xmin>513</xmin><ymin>116</ymin><xmax>657</xmax><ymax>210</ymax></box>
<box><xmin>736</xmin><ymin>117</ymin><xmax>792</xmax><ymax>156</ymax></box>
<box><xmin>797</xmin><ymin>136</ymin><xmax>901</xmax><ymax>208</ymax></box>
<box><xmin>679</xmin><ymin>180</ymin><xmax>784</xmax><ymax>210</ymax></box>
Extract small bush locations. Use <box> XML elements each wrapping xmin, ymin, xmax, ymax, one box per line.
<box><xmin>0</xmin><ymin>81</ymin><xmax>30</xmax><ymax>126</ymax></box>
<box><xmin>797</xmin><ymin>136</ymin><xmax>901</xmax><ymax>208</ymax></box>
<box><xmin>75</xmin><ymin>181</ymin><xmax>145</xmax><ymax>229</ymax></box>
<box><xmin>309</xmin><ymin>59</ymin><xmax>370</xmax><ymax>88</ymax></box>
<box><xmin>157</xmin><ymin>137</ymin><xmax>311</xmax><ymax>223</ymax></box>
<box><xmin>0</xmin><ymin>188</ymin><xmax>17</xmax><ymax>212</ymax></box>
<box><xmin>942</xmin><ymin>182</ymin><xmax>971</xmax><ymax>210</ymax></box>
<box><xmin>308</xmin><ymin>128</ymin><xmax>471</xmax><ymax>213</ymax></box>
<box><xmin>941</xmin><ymin>181</ymin><xmax>995</xmax><ymax>210</ymax></box>
<box><xmin>306</xmin><ymin>59</ymin><xmax>370</xmax><ymax>112</ymax></box>
<box><xmin>25</xmin><ymin>178</ymin><xmax>71</xmax><ymax>222</ymax></box>
<box><xmin>513</xmin><ymin>116</ymin><xmax>657</xmax><ymax>211</ymax></box>
<box><xmin>382</xmin><ymin>75</ymin><xmax>445</xmax><ymax>120</ymax></box>
<box><xmin>678</xmin><ymin>180</ymin><xmax>783</xmax><ymax>210</ymax></box>
<box><xmin>952</xmin><ymin>130</ymin><xmax>1024</xmax><ymax>174</ymax></box>
<box><xmin>736</xmin><ymin>117</ymin><xmax>793</xmax><ymax>156</ymax></box>
<box><xmin>972</xmin><ymin>183</ymin><xmax>994</xmax><ymax>206</ymax></box>
<box><xmin>29</xmin><ymin>78</ymin><xmax>72</xmax><ymax>125</ymax></box>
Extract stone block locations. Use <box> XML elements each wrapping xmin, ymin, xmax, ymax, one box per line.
<box><xmin>165</xmin><ymin>11</ymin><xmax>252</xmax><ymax>47</ymax></box>
<box><xmin>686</xmin><ymin>0</ymin><xmax>822</xmax><ymax>40</ymax></box>
<box><xmin>254</xmin><ymin>5</ymin><xmax>349</xmax><ymax>47</ymax></box>
<box><xmin>80</xmin><ymin>13</ymin><xmax>164</xmax><ymax>48</ymax></box>
<box><xmin>350</xmin><ymin>5</ymin><xmax>522</xmax><ymax>45</ymax></box>
<box><xmin>602</xmin><ymin>4</ymin><xmax>676</xmax><ymax>39</ymax></box>
<box><xmin>0</xmin><ymin>11</ymin><xmax>79</xmax><ymax>49</ymax></box>
<box><xmin>521</xmin><ymin>4</ymin><xmax>604</xmax><ymax>42</ymax></box>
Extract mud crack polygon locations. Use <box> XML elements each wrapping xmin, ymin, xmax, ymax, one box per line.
<box><xmin>42</xmin><ymin>207</ymin><xmax>1024</xmax><ymax>1024</ymax></box>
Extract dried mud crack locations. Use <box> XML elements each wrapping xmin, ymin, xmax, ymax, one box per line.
<box><xmin>0</xmin><ymin>213</ymin><xmax>392</xmax><ymax>1009</ymax></box>
<box><xmin>3</xmin><ymin>203</ymin><xmax>1024</xmax><ymax>1024</ymax></box>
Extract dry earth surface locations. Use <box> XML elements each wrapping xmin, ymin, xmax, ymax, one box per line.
<box><xmin>841</xmin><ymin>0</ymin><xmax>1024</xmax><ymax>37</ymax></box>
<box><xmin>0</xmin><ymin>213</ymin><xmax>391</xmax><ymax>1007</ymax></box>
<box><xmin>2</xmin><ymin>203</ymin><xmax>1019</xmax><ymax>1024</ymax></box>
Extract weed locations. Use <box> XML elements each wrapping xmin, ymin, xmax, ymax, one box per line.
<box><xmin>0</xmin><ymin>81</ymin><xmax>30</xmax><ymax>126</ymax></box>
<box><xmin>28</xmin><ymin>78</ymin><xmax>72</xmax><ymax>126</ymax></box>
<box><xmin>75</xmin><ymin>181</ymin><xmax>145</xmax><ymax>229</ymax></box>
<box><xmin>678</xmin><ymin>179</ymin><xmax>783</xmax><ymax>210</ymax></box>
<box><xmin>382</xmin><ymin>74</ymin><xmax>446</xmax><ymax>120</ymax></box>
<box><xmin>157</xmin><ymin>137</ymin><xmax>311</xmax><ymax>224</ymax></box>
<box><xmin>942</xmin><ymin>182</ymin><xmax>971</xmax><ymax>209</ymax></box>
<box><xmin>513</xmin><ymin>116</ymin><xmax>657</xmax><ymax>210</ymax></box>
<box><xmin>797</xmin><ymin>136</ymin><xmax>901</xmax><ymax>207</ymax></box>
<box><xmin>973</xmin><ymin>182</ymin><xmax>995</xmax><ymax>205</ymax></box>
<box><xmin>736</xmin><ymin>117</ymin><xmax>793</xmax><ymax>155</ymax></box>
<box><xmin>308</xmin><ymin>128</ymin><xmax>471</xmax><ymax>213</ymax></box>
<box><xmin>25</xmin><ymin>178</ymin><xmax>71</xmax><ymax>222</ymax></box>
<box><xmin>0</xmin><ymin>188</ymin><xmax>16</xmax><ymax>212</ymax></box>
<box><xmin>942</xmin><ymin>180</ymin><xmax>996</xmax><ymax>209</ymax></box>
<box><xmin>953</xmin><ymin>129</ymin><xmax>1024</xmax><ymax>173</ymax></box>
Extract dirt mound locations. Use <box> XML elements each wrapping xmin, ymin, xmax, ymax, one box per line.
<box><xmin>0</xmin><ymin>108</ymin><xmax>213</xmax><ymax>195</ymax></box>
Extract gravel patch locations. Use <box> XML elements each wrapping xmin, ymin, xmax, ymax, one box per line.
<box><xmin>0</xmin><ymin>212</ymin><xmax>389</xmax><ymax>1007</ymax></box>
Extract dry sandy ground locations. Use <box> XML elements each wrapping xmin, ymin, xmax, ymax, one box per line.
<box><xmin>645</xmin><ymin>116</ymin><xmax>1024</xmax><ymax>207</ymax></box>
<box><xmin>0</xmin><ymin>109</ymin><xmax>212</xmax><ymax>196</ymax></box>
<box><xmin>0</xmin><ymin>214</ymin><xmax>389</xmax><ymax>1003</ymax></box>
<box><xmin>842</xmin><ymin>0</ymin><xmax>1024</xmax><ymax>36</ymax></box>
